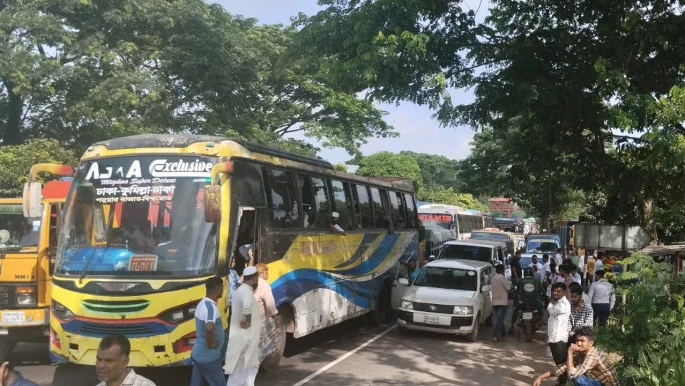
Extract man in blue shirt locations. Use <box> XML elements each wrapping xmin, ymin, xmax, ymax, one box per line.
<box><xmin>191</xmin><ymin>276</ymin><xmax>226</xmax><ymax>386</ymax></box>
<box><xmin>0</xmin><ymin>359</ymin><xmax>38</xmax><ymax>386</ymax></box>
<box><xmin>408</xmin><ymin>258</ymin><xmax>420</xmax><ymax>282</ymax></box>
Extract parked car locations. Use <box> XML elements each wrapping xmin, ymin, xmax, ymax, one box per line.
<box><xmin>390</xmin><ymin>259</ymin><xmax>493</xmax><ymax>341</ymax></box>
<box><xmin>431</xmin><ymin>239</ymin><xmax>508</xmax><ymax>268</ymax></box>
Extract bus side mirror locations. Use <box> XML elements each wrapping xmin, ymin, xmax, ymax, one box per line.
<box><xmin>23</xmin><ymin>182</ymin><xmax>42</xmax><ymax>218</ymax></box>
<box><xmin>204</xmin><ymin>185</ymin><xmax>222</xmax><ymax>223</ymax></box>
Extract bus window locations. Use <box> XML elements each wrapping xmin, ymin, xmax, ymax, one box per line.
<box><xmin>379</xmin><ymin>189</ymin><xmax>392</xmax><ymax>231</ymax></box>
<box><xmin>311</xmin><ymin>177</ymin><xmax>331</xmax><ymax>229</ymax></box>
<box><xmin>404</xmin><ymin>193</ymin><xmax>416</xmax><ymax>228</ymax></box>
<box><xmin>329</xmin><ymin>179</ymin><xmax>350</xmax><ymax>230</ymax></box>
<box><xmin>264</xmin><ymin>168</ymin><xmax>299</xmax><ymax>228</ymax></box>
<box><xmin>369</xmin><ymin>187</ymin><xmax>383</xmax><ymax>228</ymax></box>
<box><xmin>352</xmin><ymin>184</ymin><xmax>373</xmax><ymax>229</ymax></box>
<box><xmin>388</xmin><ymin>191</ymin><xmax>406</xmax><ymax>229</ymax></box>
<box><xmin>298</xmin><ymin>175</ymin><xmax>316</xmax><ymax>228</ymax></box>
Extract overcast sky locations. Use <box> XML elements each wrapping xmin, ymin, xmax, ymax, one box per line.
<box><xmin>213</xmin><ymin>0</ymin><xmax>489</xmax><ymax>164</ymax></box>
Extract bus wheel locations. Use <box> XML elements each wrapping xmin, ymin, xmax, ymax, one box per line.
<box><xmin>366</xmin><ymin>287</ymin><xmax>389</xmax><ymax>326</ymax></box>
<box><xmin>261</xmin><ymin>308</ymin><xmax>291</xmax><ymax>371</ymax></box>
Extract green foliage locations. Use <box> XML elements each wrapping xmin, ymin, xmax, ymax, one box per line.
<box><xmin>417</xmin><ymin>186</ymin><xmax>488</xmax><ymax>212</ymax></box>
<box><xmin>399</xmin><ymin>151</ymin><xmax>462</xmax><ymax>191</ymax></box>
<box><xmin>298</xmin><ymin>0</ymin><xmax>685</xmax><ymax>237</ymax></box>
<box><xmin>0</xmin><ymin>139</ymin><xmax>77</xmax><ymax>197</ymax></box>
<box><xmin>355</xmin><ymin>151</ymin><xmax>422</xmax><ymax>191</ymax></box>
<box><xmin>0</xmin><ymin>0</ymin><xmax>394</xmax><ymax>156</ymax></box>
<box><xmin>596</xmin><ymin>252</ymin><xmax>685</xmax><ymax>385</ymax></box>
<box><xmin>333</xmin><ymin>163</ymin><xmax>348</xmax><ymax>173</ymax></box>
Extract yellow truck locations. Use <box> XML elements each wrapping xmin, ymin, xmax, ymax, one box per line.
<box><xmin>0</xmin><ymin>164</ymin><xmax>72</xmax><ymax>360</ymax></box>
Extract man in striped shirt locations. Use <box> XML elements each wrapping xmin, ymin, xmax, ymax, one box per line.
<box><xmin>568</xmin><ymin>283</ymin><xmax>593</xmax><ymax>346</ymax></box>
<box><xmin>588</xmin><ymin>270</ymin><xmax>615</xmax><ymax>327</ymax></box>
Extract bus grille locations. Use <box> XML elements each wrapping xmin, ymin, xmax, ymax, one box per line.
<box><xmin>82</xmin><ymin>299</ymin><xmax>150</xmax><ymax>314</ymax></box>
<box><xmin>79</xmin><ymin>323</ymin><xmax>154</xmax><ymax>336</ymax></box>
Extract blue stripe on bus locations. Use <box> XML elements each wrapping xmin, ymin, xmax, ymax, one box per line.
<box><xmin>60</xmin><ymin>319</ymin><xmax>177</xmax><ymax>338</ymax></box>
<box><xmin>332</xmin><ymin>233</ymin><xmax>401</xmax><ymax>276</ymax></box>
<box><xmin>333</xmin><ymin>232</ymin><xmax>381</xmax><ymax>268</ymax></box>
<box><xmin>271</xmin><ymin>270</ymin><xmax>378</xmax><ymax>309</ymax></box>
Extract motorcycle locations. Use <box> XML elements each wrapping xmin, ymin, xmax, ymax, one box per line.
<box><xmin>515</xmin><ymin>301</ymin><xmax>540</xmax><ymax>342</ymax></box>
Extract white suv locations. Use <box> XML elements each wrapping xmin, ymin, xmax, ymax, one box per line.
<box><xmin>391</xmin><ymin>259</ymin><xmax>493</xmax><ymax>341</ymax></box>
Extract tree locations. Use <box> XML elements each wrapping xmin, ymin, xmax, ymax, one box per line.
<box><xmin>298</xmin><ymin>0</ymin><xmax>685</xmax><ymax>237</ymax></box>
<box><xmin>1</xmin><ymin>0</ymin><xmax>395</xmax><ymax>156</ymax></box>
<box><xmin>399</xmin><ymin>151</ymin><xmax>462</xmax><ymax>191</ymax></box>
<box><xmin>0</xmin><ymin>139</ymin><xmax>77</xmax><ymax>197</ymax></box>
<box><xmin>333</xmin><ymin>163</ymin><xmax>348</xmax><ymax>173</ymax></box>
<box><xmin>355</xmin><ymin>151</ymin><xmax>422</xmax><ymax>190</ymax></box>
<box><xmin>417</xmin><ymin>186</ymin><xmax>488</xmax><ymax>212</ymax></box>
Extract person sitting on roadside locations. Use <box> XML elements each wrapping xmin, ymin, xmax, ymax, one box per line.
<box><xmin>533</xmin><ymin>326</ymin><xmax>620</xmax><ymax>386</ymax></box>
<box><xmin>0</xmin><ymin>358</ymin><xmax>39</xmax><ymax>386</ymax></box>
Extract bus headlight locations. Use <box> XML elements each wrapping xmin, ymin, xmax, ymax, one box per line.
<box><xmin>52</xmin><ymin>300</ymin><xmax>75</xmax><ymax>321</ymax></box>
<box><xmin>15</xmin><ymin>287</ymin><xmax>36</xmax><ymax>307</ymax></box>
<box><xmin>159</xmin><ymin>302</ymin><xmax>197</xmax><ymax>324</ymax></box>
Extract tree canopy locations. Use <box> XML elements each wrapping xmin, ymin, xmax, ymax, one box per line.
<box><xmin>0</xmin><ymin>0</ymin><xmax>394</xmax><ymax>156</ymax></box>
<box><xmin>298</xmin><ymin>0</ymin><xmax>685</xmax><ymax>238</ymax></box>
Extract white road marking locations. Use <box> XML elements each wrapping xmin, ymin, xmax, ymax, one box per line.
<box><xmin>291</xmin><ymin>324</ymin><xmax>397</xmax><ymax>386</ymax></box>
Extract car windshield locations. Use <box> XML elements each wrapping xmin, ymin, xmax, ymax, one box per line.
<box><xmin>418</xmin><ymin>214</ymin><xmax>453</xmax><ymax>230</ymax></box>
<box><xmin>526</xmin><ymin>240</ymin><xmax>559</xmax><ymax>253</ymax></box>
<box><xmin>413</xmin><ymin>267</ymin><xmax>478</xmax><ymax>291</ymax></box>
<box><xmin>56</xmin><ymin>155</ymin><xmax>217</xmax><ymax>277</ymax></box>
<box><xmin>440</xmin><ymin>245</ymin><xmax>492</xmax><ymax>263</ymax></box>
<box><xmin>0</xmin><ymin>204</ymin><xmax>42</xmax><ymax>253</ymax></box>
<box><xmin>471</xmin><ymin>232</ymin><xmax>508</xmax><ymax>241</ymax></box>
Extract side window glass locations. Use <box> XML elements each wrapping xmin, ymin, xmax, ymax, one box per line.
<box><xmin>311</xmin><ymin>177</ymin><xmax>330</xmax><ymax>228</ymax></box>
<box><xmin>388</xmin><ymin>191</ymin><xmax>407</xmax><ymax>229</ymax></box>
<box><xmin>404</xmin><ymin>193</ymin><xmax>416</xmax><ymax>228</ymax></box>
<box><xmin>298</xmin><ymin>175</ymin><xmax>316</xmax><ymax>228</ymax></box>
<box><xmin>369</xmin><ymin>187</ymin><xmax>383</xmax><ymax>228</ymax></box>
<box><xmin>329</xmin><ymin>179</ymin><xmax>350</xmax><ymax>230</ymax></box>
<box><xmin>264</xmin><ymin>168</ymin><xmax>299</xmax><ymax>228</ymax></box>
<box><xmin>396</xmin><ymin>262</ymin><xmax>409</xmax><ymax>280</ymax></box>
<box><xmin>379</xmin><ymin>189</ymin><xmax>391</xmax><ymax>228</ymax></box>
<box><xmin>352</xmin><ymin>184</ymin><xmax>373</xmax><ymax>229</ymax></box>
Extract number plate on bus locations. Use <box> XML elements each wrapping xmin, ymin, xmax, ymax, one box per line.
<box><xmin>522</xmin><ymin>312</ymin><xmax>533</xmax><ymax>320</ymax></box>
<box><xmin>424</xmin><ymin>315</ymin><xmax>440</xmax><ymax>325</ymax></box>
<box><xmin>1</xmin><ymin>312</ymin><xmax>25</xmax><ymax>324</ymax></box>
<box><xmin>129</xmin><ymin>255</ymin><xmax>158</xmax><ymax>272</ymax></box>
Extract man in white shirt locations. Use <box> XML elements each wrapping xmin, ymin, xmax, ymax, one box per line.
<box><xmin>541</xmin><ymin>254</ymin><xmax>552</xmax><ymax>285</ymax></box>
<box><xmin>593</xmin><ymin>253</ymin><xmax>604</xmax><ymax>274</ymax></box>
<box><xmin>95</xmin><ymin>334</ymin><xmax>156</xmax><ymax>386</ymax></box>
<box><xmin>547</xmin><ymin>282</ymin><xmax>571</xmax><ymax>384</ymax></box>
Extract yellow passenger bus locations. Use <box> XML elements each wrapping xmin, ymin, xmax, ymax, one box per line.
<box><xmin>36</xmin><ymin>135</ymin><xmax>419</xmax><ymax>367</ymax></box>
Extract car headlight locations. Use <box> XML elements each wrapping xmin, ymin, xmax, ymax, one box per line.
<box><xmin>453</xmin><ymin>306</ymin><xmax>473</xmax><ymax>315</ymax></box>
<box><xmin>52</xmin><ymin>300</ymin><xmax>75</xmax><ymax>321</ymax></box>
<box><xmin>401</xmin><ymin>300</ymin><xmax>413</xmax><ymax>310</ymax></box>
<box><xmin>16</xmin><ymin>286</ymin><xmax>36</xmax><ymax>307</ymax></box>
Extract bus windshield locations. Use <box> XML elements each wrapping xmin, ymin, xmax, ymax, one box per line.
<box><xmin>418</xmin><ymin>214</ymin><xmax>453</xmax><ymax>230</ymax></box>
<box><xmin>0</xmin><ymin>203</ymin><xmax>42</xmax><ymax>253</ymax></box>
<box><xmin>526</xmin><ymin>239</ymin><xmax>559</xmax><ymax>253</ymax></box>
<box><xmin>440</xmin><ymin>244</ymin><xmax>492</xmax><ymax>263</ymax></box>
<box><xmin>55</xmin><ymin>155</ymin><xmax>218</xmax><ymax>277</ymax></box>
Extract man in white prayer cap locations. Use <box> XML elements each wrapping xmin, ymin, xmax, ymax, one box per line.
<box><xmin>224</xmin><ymin>266</ymin><xmax>262</xmax><ymax>386</ymax></box>
<box><xmin>329</xmin><ymin>212</ymin><xmax>346</xmax><ymax>235</ymax></box>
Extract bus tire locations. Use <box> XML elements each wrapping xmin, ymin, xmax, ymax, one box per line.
<box><xmin>366</xmin><ymin>287</ymin><xmax>389</xmax><ymax>326</ymax></box>
<box><xmin>261</xmin><ymin>306</ymin><xmax>292</xmax><ymax>371</ymax></box>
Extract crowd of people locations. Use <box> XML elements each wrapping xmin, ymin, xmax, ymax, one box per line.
<box><xmin>492</xmin><ymin>249</ymin><xmax>621</xmax><ymax>386</ymax></box>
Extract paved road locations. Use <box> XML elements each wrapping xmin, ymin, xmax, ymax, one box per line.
<box><xmin>17</xmin><ymin>316</ymin><xmax>552</xmax><ymax>386</ymax></box>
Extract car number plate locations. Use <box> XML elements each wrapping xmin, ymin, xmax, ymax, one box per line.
<box><xmin>522</xmin><ymin>312</ymin><xmax>533</xmax><ymax>320</ymax></box>
<box><xmin>424</xmin><ymin>315</ymin><xmax>440</xmax><ymax>325</ymax></box>
<box><xmin>2</xmin><ymin>312</ymin><xmax>25</xmax><ymax>324</ymax></box>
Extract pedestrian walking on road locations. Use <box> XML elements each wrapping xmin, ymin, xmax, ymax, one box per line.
<box><xmin>95</xmin><ymin>334</ymin><xmax>156</xmax><ymax>386</ymax></box>
<box><xmin>254</xmin><ymin>263</ymin><xmax>281</xmax><ymax>365</ymax></box>
<box><xmin>547</xmin><ymin>282</ymin><xmax>571</xmax><ymax>385</ymax></box>
<box><xmin>190</xmin><ymin>277</ymin><xmax>226</xmax><ymax>386</ymax></box>
<box><xmin>225</xmin><ymin>266</ymin><xmax>262</xmax><ymax>386</ymax></box>
<box><xmin>491</xmin><ymin>264</ymin><xmax>511</xmax><ymax>342</ymax></box>
<box><xmin>0</xmin><ymin>358</ymin><xmax>38</xmax><ymax>386</ymax></box>
<box><xmin>588</xmin><ymin>270</ymin><xmax>615</xmax><ymax>327</ymax></box>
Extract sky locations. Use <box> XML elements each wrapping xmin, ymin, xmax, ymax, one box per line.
<box><xmin>213</xmin><ymin>0</ymin><xmax>489</xmax><ymax>165</ymax></box>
